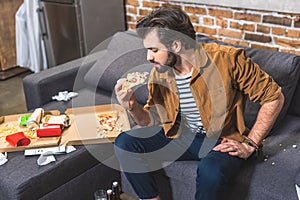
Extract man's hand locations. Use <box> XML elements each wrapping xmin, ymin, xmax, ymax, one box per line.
<box><xmin>213</xmin><ymin>138</ymin><xmax>255</xmax><ymax>159</ymax></box>
<box><xmin>115</xmin><ymin>78</ymin><xmax>152</xmax><ymax>126</ymax></box>
<box><xmin>115</xmin><ymin>78</ymin><xmax>136</xmax><ymax>110</ymax></box>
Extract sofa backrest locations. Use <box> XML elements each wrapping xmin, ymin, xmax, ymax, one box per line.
<box><xmin>83</xmin><ymin>31</ymin><xmax>300</xmax><ymax>131</ymax></box>
<box><xmin>197</xmin><ymin>35</ymin><xmax>300</xmax><ymax>129</ymax></box>
<box><xmin>246</xmin><ymin>47</ymin><xmax>300</xmax><ymax>127</ymax></box>
<box><xmin>83</xmin><ymin>31</ymin><xmax>152</xmax><ymax>104</ymax></box>
<box><xmin>288</xmin><ymin>79</ymin><xmax>300</xmax><ymax>117</ymax></box>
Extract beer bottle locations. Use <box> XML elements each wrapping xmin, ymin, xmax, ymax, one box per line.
<box><xmin>112</xmin><ymin>181</ymin><xmax>121</xmax><ymax>200</ymax></box>
<box><xmin>107</xmin><ymin>189</ymin><xmax>113</xmax><ymax>200</ymax></box>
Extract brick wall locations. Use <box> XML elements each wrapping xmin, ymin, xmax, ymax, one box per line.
<box><xmin>125</xmin><ymin>0</ymin><xmax>300</xmax><ymax>55</ymax></box>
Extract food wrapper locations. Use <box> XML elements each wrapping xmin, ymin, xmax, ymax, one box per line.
<box><xmin>27</xmin><ymin>108</ymin><xmax>44</xmax><ymax>130</ymax></box>
<box><xmin>42</xmin><ymin>114</ymin><xmax>70</xmax><ymax>128</ymax></box>
<box><xmin>52</xmin><ymin>91</ymin><xmax>78</xmax><ymax>101</ymax></box>
<box><xmin>6</xmin><ymin>132</ymin><xmax>31</xmax><ymax>147</ymax></box>
<box><xmin>36</xmin><ymin>146</ymin><xmax>76</xmax><ymax>166</ymax></box>
<box><xmin>37</xmin><ymin>154</ymin><xmax>56</xmax><ymax>166</ymax></box>
<box><xmin>36</xmin><ymin>124</ymin><xmax>62</xmax><ymax>137</ymax></box>
<box><xmin>0</xmin><ymin>152</ymin><xmax>8</xmax><ymax>166</ymax></box>
<box><xmin>19</xmin><ymin>114</ymin><xmax>31</xmax><ymax>126</ymax></box>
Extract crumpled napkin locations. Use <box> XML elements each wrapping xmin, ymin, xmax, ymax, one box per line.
<box><xmin>37</xmin><ymin>146</ymin><xmax>76</xmax><ymax>166</ymax></box>
<box><xmin>52</xmin><ymin>91</ymin><xmax>78</xmax><ymax>101</ymax></box>
<box><xmin>296</xmin><ymin>184</ymin><xmax>300</xmax><ymax>199</ymax></box>
<box><xmin>37</xmin><ymin>154</ymin><xmax>56</xmax><ymax>166</ymax></box>
<box><xmin>0</xmin><ymin>152</ymin><xmax>8</xmax><ymax>166</ymax></box>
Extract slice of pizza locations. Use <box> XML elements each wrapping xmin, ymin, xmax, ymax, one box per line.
<box><xmin>122</xmin><ymin>72</ymin><xmax>149</xmax><ymax>91</ymax></box>
<box><xmin>96</xmin><ymin>112</ymin><xmax>119</xmax><ymax>131</ymax></box>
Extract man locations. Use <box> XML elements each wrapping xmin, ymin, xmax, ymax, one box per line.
<box><xmin>114</xmin><ymin>6</ymin><xmax>284</xmax><ymax>200</ymax></box>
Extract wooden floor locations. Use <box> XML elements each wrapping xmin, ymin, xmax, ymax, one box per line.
<box><xmin>0</xmin><ymin>69</ymin><xmax>33</xmax><ymax>116</ymax></box>
<box><xmin>0</xmin><ymin>66</ymin><xmax>30</xmax><ymax>80</ymax></box>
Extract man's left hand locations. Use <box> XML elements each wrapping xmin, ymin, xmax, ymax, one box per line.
<box><xmin>213</xmin><ymin>138</ymin><xmax>255</xmax><ymax>159</ymax></box>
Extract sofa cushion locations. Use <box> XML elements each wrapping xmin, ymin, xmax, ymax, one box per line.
<box><xmin>0</xmin><ymin>143</ymin><xmax>121</xmax><ymax>200</ymax></box>
<box><xmin>0</xmin><ymin>145</ymin><xmax>98</xmax><ymax>199</ymax></box>
<box><xmin>40</xmin><ymin>161</ymin><xmax>120</xmax><ymax>200</ymax></box>
<box><xmin>121</xmin><ymin>115</ymin><xmax>300</xmax><ymax>200</ymax></box>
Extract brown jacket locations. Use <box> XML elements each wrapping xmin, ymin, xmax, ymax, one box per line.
<box><xmin>144</xmin><ymin>43</ymin><xmax>281</xmax><ymax>142</ymax></box>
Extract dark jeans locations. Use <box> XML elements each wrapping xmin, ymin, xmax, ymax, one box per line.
<box><xmin>114</xmin><ymin>126</ymin><xmax>244</xmax><ymax>200</ymax></box>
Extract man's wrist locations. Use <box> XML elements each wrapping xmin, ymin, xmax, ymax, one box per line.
<box><xmin>242</xmin><ymin>135</ymin><xmax>263</xmax><ymax>150</ymax></box>
<box><xmin>127</xmin><ymin>101</ymin><xmax>136</xmax><ymax>112</ymax></box>
<box><xmin>127</xmin><ymin>106</ymin><xmax>134</xmax><ymax>112</ymax></box>
<box><xmin>241</xmin><ymin>143</ymin><xmax>256</xmax><ymax>158</ymax></box>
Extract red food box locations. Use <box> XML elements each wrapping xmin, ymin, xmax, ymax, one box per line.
<box><xmin>37</xmin><ymin>124</ymin><xmax>62</xmax><ymax>137</ymax></box>
<box><xmin>6</xmin><ymin>132</ymin><xmax>31</xmax><ymax>147</ymax></box>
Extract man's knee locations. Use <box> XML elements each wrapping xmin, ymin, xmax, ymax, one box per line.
<box><xmin>114</xmin><ymin>131</ymin><xmax>137</xmax><ymax>152</ymax></box>
<box><xmin>196</xmin><ymin>159</ymin><xmax>227</xmax><ymax>189</ymax></box>
<box><xmin>114</xmin><ymin>132</ymin><xmax>127</xmax><ymax>148</ymax></box>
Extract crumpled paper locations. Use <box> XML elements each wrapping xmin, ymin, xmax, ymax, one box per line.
<box><xmin>52</xmin><ymin>91</ymin><xmax>78</xmax><ymax>101</ymax></box>
<box><xmin>296</xmin><ymin>184</ymin><xmax>300</xmax><ymax>199</ymax></box>
<box><xmin>0</xmin><ymin>152</ymin><xmax>8</xmax><ymax>166</ymax></box>
<box><xmin>37</xmin><ymin>154</ymin><xmax>56</xmax><ymax>166</ymax></box>
<box><xmin>37</xmin><ymin>146</ymin><xmax>77</xmax><ymax>166</ymax></box>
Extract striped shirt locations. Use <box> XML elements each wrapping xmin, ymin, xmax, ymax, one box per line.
<box><xmin>174</xmin><ymin>70</ymin><xmax>205</xmax><ymax>134</ymax></box>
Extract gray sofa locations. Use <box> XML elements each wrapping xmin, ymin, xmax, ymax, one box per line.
<box><xmin>18</xmin><ymin>31</ymin><xmax>300</xmax><ymax>199</ymax></box>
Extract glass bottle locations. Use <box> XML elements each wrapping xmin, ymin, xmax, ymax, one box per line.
<box><xmin>106</xmin><ymin>189</ymin><xmax>113</xmax><ymax>200</ymax></box>
<box><xmin>112</xmin><ymin>181</ymin><xmax>121</xmax><ymax>200</ymax></box>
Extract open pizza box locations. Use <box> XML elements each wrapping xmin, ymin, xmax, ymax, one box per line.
<box><xmin>0</xmin><ymin>104</ymin><xmax>131</xmax><ymax>153</ymax></box>
<box><xmin>61</xmin><ymin>104</ymin><xmax>131</xmax><ymax>146</ymax></box>
<box><xmin>0</xmin><ymin>110</ymin><xmax>61</xmax><ymax>153</ymax></box>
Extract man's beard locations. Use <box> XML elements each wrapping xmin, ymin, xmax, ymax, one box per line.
<box><xmin>152</xmin><ymin>52</ymin><xmax>177</xmax><ymax>73</ymax></box>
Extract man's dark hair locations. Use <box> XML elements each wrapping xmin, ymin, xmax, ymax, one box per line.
<box><xmin>136</xmin><ymin>6</ymin><xmax>196</xmax><ymax>50</ymax></box>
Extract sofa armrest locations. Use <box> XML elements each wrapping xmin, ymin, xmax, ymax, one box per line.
<box><xmin>23</xmin><ymin>56</ymin><xmax>97</xmax><ymax>111</ymax></box>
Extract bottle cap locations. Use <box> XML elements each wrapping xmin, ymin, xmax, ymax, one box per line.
<box><xmin>107</xmin><ymin>189</ymin><xmax>113</xmax><ymax>194</ymax></box>
<box><xmin>113</xmin><ymin>181</ymin><xmax>118</xmax><ymax>186</ymax></box>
